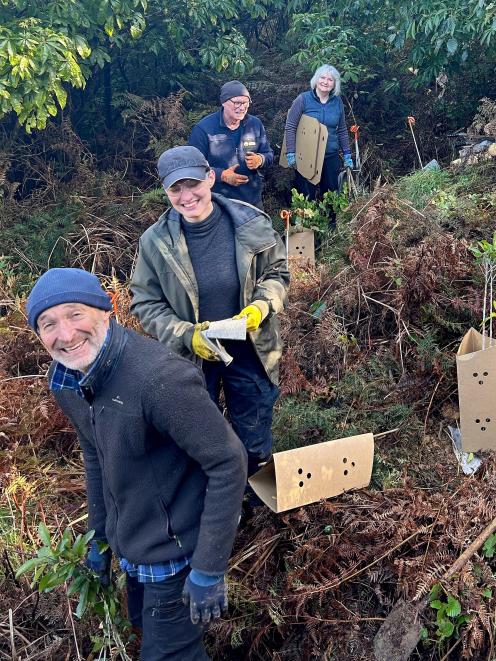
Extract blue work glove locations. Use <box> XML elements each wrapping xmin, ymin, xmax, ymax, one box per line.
<box><xmin>343</xmin><ymin>152</ymin><xmax>354</xmax><ymax>169</ymax></box>
<box><xmin>182</xmin><ymin>569</ymin><xmax>227</xmax><ymax>625</ymax></box>
<box><xmin>85</xmin><ymin>540</ymin><xmax>112</xmax><ymax>587</ymax></box>
<box><xmin>286</xmin><ymin>152</ymin><xmax>296</xmax><ymax>168</ymax></box>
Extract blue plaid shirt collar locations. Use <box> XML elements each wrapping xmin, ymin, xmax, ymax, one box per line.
<box><xmin>48</xmin><ymin>330</ymin><xmax>111</xmax><ymax>398</ymax></box>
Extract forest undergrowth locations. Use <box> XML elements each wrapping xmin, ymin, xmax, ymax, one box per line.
<box><xmin>2</xmin><ymin>147</ymin><xmax>496</xmax><ymax>659</ymax></box>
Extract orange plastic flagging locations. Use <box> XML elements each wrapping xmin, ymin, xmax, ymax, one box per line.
<box><xmin>350</xmin><ymin>124</ymin><xmax>360</xmax><ymax>141</ymax></box>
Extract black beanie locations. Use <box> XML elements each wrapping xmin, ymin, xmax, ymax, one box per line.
<box><xmin>219</xmin><ymin>80</ymin><xmax>251</xmax><ymax>103</ymax></box>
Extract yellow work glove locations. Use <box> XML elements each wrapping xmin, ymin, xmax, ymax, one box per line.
<box><xmin>234</xmin><ymin>301</ymin><xmax>269</xmax><ymax>332</ymax></box>
<box><xmin>245</xmin><ymin>151</ymin><xmax>264</xmax><ymax>170</ymax></box>
<box><xmin>191</xmin><ymin>322</ymin><xmax>220</xmax><ymax>361</ymax></box>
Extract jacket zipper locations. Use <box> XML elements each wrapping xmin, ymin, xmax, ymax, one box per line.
<box><xmin>154</xmin><ymin>235</ymin><xmax>199</xmax><ymax>322</ymax></box>
<box><xmin>243</xmin><ymin>240</ymin><xmax>277</xmax><ymax>301</ymax></box>
<box><xmin>89</xmin><ymin>402</ymin><xmax>122</xmax><ymax>557</ymax></box>
<box><xmin>162</xmin><ymin>499</ymin><xmax>183</xmax><ymax>548</ymax></box>
<box><xmin>242</xmin><ymin>242</ymin><xmax>277</xmax><ymax>380</ymax></box>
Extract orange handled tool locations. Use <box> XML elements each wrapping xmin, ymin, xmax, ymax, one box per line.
<box><xmin>350</xmin><ymin>124</ymin><xmax>361</xmax><ymax>179</ymax></box>
<box><xmin>280</xmin><ymin>210</ymin><xmax>291</xmax><ymax>269</ymax></box>
<box><xmin>407</xmin><ymin>115</ymin><xmax>423</xmax><ymax>168</ymax></box>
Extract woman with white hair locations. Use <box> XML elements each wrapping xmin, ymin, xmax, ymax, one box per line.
<box><xmin>285</xmin><ymin>64</ymin><xmax>353</xmax><ymax>222</ymax></box>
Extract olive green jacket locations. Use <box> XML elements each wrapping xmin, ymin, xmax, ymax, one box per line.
<box><xmin>130</xmin><ymin>194</ymin><xmax>289</xmax><ymax>384</ymax></box>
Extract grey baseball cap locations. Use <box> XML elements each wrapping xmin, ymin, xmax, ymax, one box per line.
<box><xmin>157</xmin><ymin>146</ymin><xmax>210</xmax><ymax>190</ymax></box>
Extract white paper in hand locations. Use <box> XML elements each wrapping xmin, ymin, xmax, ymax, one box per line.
<box><xmin>203</xmin><ymin>318</ymin><xmax>247</xmax><ymax>341</ymax></box>
<box><xmin>200</xmin><ymin>317</ymin><xmax>247</xmax><ymax>365</ymax></box>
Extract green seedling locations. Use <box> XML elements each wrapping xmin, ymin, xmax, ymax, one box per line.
<box><xmin>470</xmin><ymin>233</ymin><xmax>496</xmax><ymax>348</ymax></box>
<box><xmin>16</xmin><ymin>522</ymin><xmax>131</xmax><ymax>659</ymax></box>
<box><xmin>290</xmin><ymin>187</ymin><xmax>349</xmax><ymax>234</ymax></box>
<box><xmin>483</xmin><ymin>532</ymin><xmax>496</xmax><ymax>558</ymax></box>
<box><xmin>429</xmin><ymin>583</ymin><xmax>470</xmax><ymax>643</ymax></box>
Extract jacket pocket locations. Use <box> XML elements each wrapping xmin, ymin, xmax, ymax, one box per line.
<box><xmin>158</xmin><ymin>497</ymin><xmax>174</xmax><ymax>540</ymax></box>
<box><xmin>158</xmin><ymin>497</ymin><xmax>183</xmax><ymax>548</ymax></box>
<box><xmin>105</xmin><ymin>502</ymin><xmax>122</xmax><ymax>557</ymax></box>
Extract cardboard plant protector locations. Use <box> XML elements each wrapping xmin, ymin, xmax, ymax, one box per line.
<box><xmin>457</xmin><ymin>328</ymin><xmax>496</xmax><ymax>452</ymax></box>
<box><xmin>287</xmin><ymin>230</ymin><xmax>315</xmax><ymax>266</ymax></box>
<box><xmin>279</xmin><ymin>114</ymin><xmax>328</xmax><ymax>185</ymax></box>
<box><xmin>249</xmin><ymin>433</ymin><xmax>374</xmax><ymax>513</ymax></box>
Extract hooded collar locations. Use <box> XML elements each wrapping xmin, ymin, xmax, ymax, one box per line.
<box><xmin>159</xmin><ymin>193</ymin><xmax>275</xmax><ymax>254</ymax></box>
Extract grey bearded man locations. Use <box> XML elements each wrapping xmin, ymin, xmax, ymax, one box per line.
<box><xmin>26</xmin><ymin>267</ymin><xmax>247</xmax><ymax>661</ymax></box>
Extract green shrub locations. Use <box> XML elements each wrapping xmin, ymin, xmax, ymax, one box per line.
<box><xmin>2</xmin><ymin>203</ymin><xmax>81</xmax><ymax>290</ymax></box>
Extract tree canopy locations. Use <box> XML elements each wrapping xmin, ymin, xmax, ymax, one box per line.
<box><xmin>0</xmin><ymin>0</ymin><xmax>495</xmax><ymax>132</ymax></box>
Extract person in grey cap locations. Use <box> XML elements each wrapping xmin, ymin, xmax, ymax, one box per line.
<box><xmin>26</xmin><ymin>267</ymin><xmax>247</xmax><ymax>661</ymax></box>
<box><xmin>130</xmin><ymin>145</ymin><xmax>289</xmax><ymax>515</ymax></box>
<box><xmin>188</xmin><ymin>80</ymin><xmax>273</xmax><ymax>208</ymax></box>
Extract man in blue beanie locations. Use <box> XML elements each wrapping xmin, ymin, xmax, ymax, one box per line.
<box><xmin>27</xmin><ymin>267</ymin><xmax>247</xmax><ymax>661</ymax></box>
<box><xmin>188</xmin><ymin>80</ymin><xmax>273</xmax><ymax>209</ymax></box>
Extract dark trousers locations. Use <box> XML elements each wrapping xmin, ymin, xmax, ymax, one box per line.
<box><xmin>202</xmin><ymin>340</ymin><xmax>278</xmax><ymax>477</ymax></box>
<box><xmin>126</xmin><ymin>568</ymin><xmax>208</xmax><ymax>661</ymax></box>
<box><xmin>295</xmin><ymin>152</ymin><xmax>341</xmax><ymax>228</ymax></box>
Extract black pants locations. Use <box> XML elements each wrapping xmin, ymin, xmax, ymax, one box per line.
<box><xmin>202</xmin><ymin>340</ymin><xmax>278</xmax><ymax>478</ymax></box>
<box><xmin>126</xmin><ymin>568</ymin><xmax>209</xmax><ymax>661</ymax></box>
<box><xmin>295</xmin><ymin>152</ymin><xmax>340</xmax><ymax>228</ymax></box>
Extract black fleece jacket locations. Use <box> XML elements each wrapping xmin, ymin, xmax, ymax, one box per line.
<box><xmin>51</xmin><ymin>321</ymin><xmax>247</xmax><ymax>575</ymax></box>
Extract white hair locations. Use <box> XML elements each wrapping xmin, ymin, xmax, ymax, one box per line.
<box><xmin>310</xmin><ymin>65</ymin><xmax>341</xmax><ymax>96</ymax></box>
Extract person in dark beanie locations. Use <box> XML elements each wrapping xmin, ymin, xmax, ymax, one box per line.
<box><xmin>188</xmin><ymin>80</ymin><xmax>273</xmax><ymax>209</ymax></box>
<box><xmin>26</xmin><ymin>267</ymin><xmax>247</xmax><ymax>661</ymax></box>
<box><xmin>130</xmin><ymin>146</ymin><xmax>289</xmax><ymax>517</ymax></box>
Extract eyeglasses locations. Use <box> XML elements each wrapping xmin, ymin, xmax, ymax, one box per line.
<box><xmin>166</xmin><ymin>178</ymin><xmax>205</xmax><ymax>195</ymax></box>
<box><xmin>229</xmin><ymin>99</ymin><xmax>250</xmax><ymax>109</ymax></box>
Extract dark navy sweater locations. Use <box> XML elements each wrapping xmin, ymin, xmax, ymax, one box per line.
<box><xmin>181</xmin><ymin>203</ymin><xmax>240</xmax><ymax>322</ymax></box>
<box><xmin>51</xmin><ymin>321</ymin><xmax>247</xmax><ymax>574</ymax></box>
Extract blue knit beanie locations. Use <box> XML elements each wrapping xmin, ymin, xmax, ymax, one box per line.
<box><xmin>27</xmin><ymin>268</ymin><xmax>112</xmax><ymax>330</ymax></box>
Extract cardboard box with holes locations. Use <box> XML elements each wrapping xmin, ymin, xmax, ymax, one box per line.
<box><xmin>457</xmin><ymin>328</ymin><xmax>496</xmax><ymax>452</ymax></box>
<box><xmin>249</xmin><ymin>433</ymin><xmax>374</xmax><ymax>513</ymax></box>
<box><xmin>287</xmin><ymin>230</ymin><xmax>315</xmax><ymax>266</ymax></box>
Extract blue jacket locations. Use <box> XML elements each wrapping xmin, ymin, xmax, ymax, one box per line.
<box><xmin>285</xmin><ymin>90</ymin><xmax>351</xmax><ymax>156</ymax></box>
<box><xmin>188</xmin><ymin>109</ymin><xmax>274</xmax><ymax>206</ymax></box>
<box><xmin>51</xmin><ymin>321</ymin><xmax>247</xmax><ymax>574</ymax></box>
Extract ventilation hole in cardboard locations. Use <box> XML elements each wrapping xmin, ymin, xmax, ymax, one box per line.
<box><xmin>344</xmin><ymin>470</ymin><xmax>348</xmax><ymax>476</ymax></box>
<box><xmin>298</xmin><ymin>468</ymin><xmax>303</xmax><ymax>474</ymax></box>
<box><xmin>343</xmin><ymin>458</ymin><xmax>348</xmax><ymax>463</ymax></box>
<box><xmin>476</xmin><ymin>418</ymin><xmax>481</xmax><ymax>423</ymax></box>
<box><xmin>479</xmin><ymin>381</ymin><xmax>484</xmax><ymax>385</ymax></box>
<box><xmin>482</xmin><ymin>427</ymin><xmax>487</xmax><ymax>431</ymax></box>
<box><xmin>351</xmin><ymin>462</ymin><xmax>356</xmax><ymax>467</ymax></box>
<box><xmin>473</xmin><ymin>372</ymin><xmax>478</xmax><ymax>377</ymax></box>
<box><xmin>486</xmin><ymin>418</ymin><xmax>491</xmax><ymax>422</ymax></box>
<box><xmin>307</xmin><ymin>473</ymin><xmax>312</xmax><ymax>479</ymax></box>
<box><xmin>299</xmin><ymin>481</ymin><xmax>304</xmax><ymax>487</ymax></box>
<box><xmin>484</xmin><ymin>372</ymin><xmax>489</xmax><ymax>376</ymax></box>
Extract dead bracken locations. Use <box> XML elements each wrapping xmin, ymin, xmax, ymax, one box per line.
<box><xmin>2</xmin><ymin>160</ymin><xmax>496</xmax><ymax>659</ymax></box>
